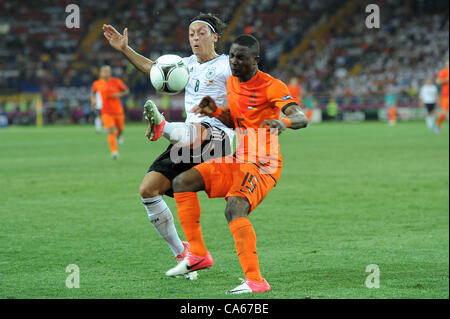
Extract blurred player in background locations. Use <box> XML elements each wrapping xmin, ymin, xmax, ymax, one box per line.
<box><xmin>384</xmin><ymin>86</ymin><xmax>397</xmax><ymax>126</ymax></box>
<box><xmin>90</xmin><ymin>72</ymin><xmax>104</xmax><ymax>133</ymax></box>
<box><xmin>303</xmin><ymin>91</ymin><xmax>316</xmax><ymax>123</ymax></box>
<box><xmin>91</xmin><ymin>65</ymin><xmax>129</xmax><ymax>159</ymax></box>
<box><xmin>287</xmin><ymin>76</ymin><xmax>302</xmax><ymax>104</ymax></box>
<box><xmin>434</xmin><ymin>60</ymin><xmax>449</xmax><ymax>134</ymax></box>
<box><xmin>419</xmin><ymin>78</ymin><xmax>439</xmax><ymax>130</ymax></box>
<box><xmin>288</xmin><ymin>76</ymin><xmax>310</xmax><ymax>122</ymax></box>
<box><xmin>102</xmin><ymin>13</ymin><xmax>234</xmax><ymax>279</ymax></box>
<box><xmin>165</xmin><ymin>35</ymin><xmax>308</xmax><ymax>294</ymax></box>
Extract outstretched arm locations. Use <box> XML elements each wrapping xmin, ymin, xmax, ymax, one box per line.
<box><xmin>436</xmin><ymin>76</ymin><xmax>449</xmax><ymax>85</ymax></box>
<box><xmin>90</xmin><ymin>93</ymin><xmax>96</xmax><ymax>111</ymax></box>
<box><xmin>191</xmin><ymin>96</ymin><xmax>235</xmax><ymax>128</ymax></box>
<box><xmin>102</xmin><ymin>24</ymin><xmax>154</xmax><ymax>75</ymax></box>
<box><xmin>260</xmin><ymin>104</ymin><xmax>308</xmax><ymax>134</ymax></box>
<box><xmin>112</xmin><ymin>87</ymin><xmax>130</xmax><ymax>98</ymax></box>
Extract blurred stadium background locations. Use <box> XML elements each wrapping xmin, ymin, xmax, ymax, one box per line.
<box><xmin>0</xmin><ymin>0</ymin><xmax>448</xmax><ymax>126</ymax></box>
<box><xmin>0</xmin><ymin>0</ymin><xmax>448</xmax><ymax>300</ymax></box>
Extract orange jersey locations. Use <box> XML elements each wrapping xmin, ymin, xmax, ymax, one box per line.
<box><xmin>226</xmin><ymin>71</ymin><xmax>298</xmax><ymax>179</ymax></box>
<box><xmin>92</xmin><ymin>78</ymin><xmax>126</xmax><ymax>114</ymax></box>
<box><xmin>438</xmin><ymin>68</ymin><xmax>449</xmax><ymax>97</ymax></box>
<box><xmin>287</xmin><ymin>84</ymin><xmax>302</xmax><ymax>104</ymax></box>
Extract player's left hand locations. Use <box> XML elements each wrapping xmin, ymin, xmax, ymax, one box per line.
<box><xmin>260</xmin><ymin>119</ymin><xmax>287</xmax><ymax>135</ymax></box>
<box><xmin>192</xmin><ymin>96</ymin><xmax>217</xmax><ymax>117</ymax></box>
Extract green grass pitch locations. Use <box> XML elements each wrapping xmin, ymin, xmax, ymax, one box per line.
<box><xmin>0</xmin><ymin>121</ymin><xmax>448</xmax><ymax>299</ymax></box>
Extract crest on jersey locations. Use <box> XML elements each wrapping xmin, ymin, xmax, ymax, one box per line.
<box><xmin>206</xmin><ymin>67</ymin><xmax>216</xmax><ymax>80</ymax></box>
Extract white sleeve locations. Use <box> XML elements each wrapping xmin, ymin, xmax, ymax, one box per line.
<box><xmin>222</xmin><ymin>59</ymin><xmax>231</xmax><ymax>107</ymax></box>
<box><xmin>182</xmin><ymin>55</ymin><xmax>193</xmax><ymax>65</ymax></box>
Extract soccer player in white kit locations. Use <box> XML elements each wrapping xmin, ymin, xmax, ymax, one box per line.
<box><xmin>419</xmin><ymin>78</ymin><xmax>439</xmax><ymax>130</ymax></box>
<box><xmin>102</xmin><ymin>13</ymin><xmax>233</xmax><ymax>280</ymax></box>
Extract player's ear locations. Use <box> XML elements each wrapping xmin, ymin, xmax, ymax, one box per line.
<box><xmin>253</xmin><ymin>55</ymin><xmax>260</xmax><ymax>65</ymax></box>
<box><xmin>212</xmin><ymin>33</ymin><xmax>218</xmax><ymax>43</ymax></box>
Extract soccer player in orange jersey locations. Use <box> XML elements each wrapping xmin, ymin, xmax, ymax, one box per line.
<box><xmin>434</xmin><ymin>60</ymin><xmax>449</xmax><ymax>134</ymax></box>
<box><xmin>165</xmin><ymin>35</ymin><xmax>308</xmax><ymax>294</ymax></box>
<box><xmin>288</xmin><ymin>76</ymin><xmax>311</xmax><ymax>122</ymax></box>
<box><xmin>91</xmin><ymin>65</ymin><xmax>129</xmax><ymax>159</ymax></box>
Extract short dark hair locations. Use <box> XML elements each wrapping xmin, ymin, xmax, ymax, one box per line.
<box><xmin>189</xmin><ymin>13</ymin><xmax>226</xmax><ymax>38</ymax></box>
<box><xmin>232</xmin><ymin>34</ymin><xmax>260</xmax><ymax>56</ymax></box>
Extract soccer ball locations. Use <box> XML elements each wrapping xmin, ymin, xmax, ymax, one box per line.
<box><xmin>150</xmin><ymin>54</ymin><xmax>190</xmax><ymax>95</ymax></box>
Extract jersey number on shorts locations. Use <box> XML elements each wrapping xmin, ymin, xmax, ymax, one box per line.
<box><xmin>240</xmin><ymin>172</ymin><xmax>258</xmax><ymax>193</ymax></box>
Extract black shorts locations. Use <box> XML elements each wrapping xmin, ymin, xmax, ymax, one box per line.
<box><xmin>147</xmin><ymin>122</ymin><xmax>232</xmax><ymax>197</ymax></box>
<box><xmin>425</xmin><ymin>103</ymin><xmax>436</xmax><ymax>113</ymax></box>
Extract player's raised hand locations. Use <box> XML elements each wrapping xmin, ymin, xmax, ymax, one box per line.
<box><xmin>191</xmin><ymin>96</ymin><xmax>217</xmax><ymax>117</ymax></box>
<box><xmin>103</xmin><ymin>24</ymin><xmax>128</xmax><ymax>52</ymax></box>
<box><xmin>260</xmin><ymin>119</ymin><xmax>286</xmax><ymax>135</ymax></box>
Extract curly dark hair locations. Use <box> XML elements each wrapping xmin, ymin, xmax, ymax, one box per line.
<box><xmin>233</xmin><ymin>34</ymin><xmax>260</xmax><ymax>56</ymax></box>
<box><xmin>189</xmin><ymin>13</ymin><xmax>227</xmax><ymax>38</ymax></box>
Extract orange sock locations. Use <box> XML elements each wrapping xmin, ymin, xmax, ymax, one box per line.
<box><xmin>305</xmin><ymin>109</ymin><xmax>312</xmax><ymax>122</ymax></box>
<box><xmin>108</xmin><ymin>133</ymin><xmax>118</xmax><ymax>153</ymax></box>
<box><xmin>389</xmin><ymin>107</ymin><xmax>397</xmax><ymax>122</ymax></box>
<box><xmin>229</xmin><ymin>217</ymin><xmax>263</xmax><ymax>282</ymax></box>
<box><xmin>174</xmin><ymin>192</ymin><xmax>207</xmax><ymax>257</ymax></box>
<box><xmin>436</xmin><ymin>112</ymin><xmax>446</xmax><ymax>128</ymax></box>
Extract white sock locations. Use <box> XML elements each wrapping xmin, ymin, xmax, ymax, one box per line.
<box><xmin>142</xmin><ymin>196</ymin><xmax>185</xmax><ymax>257</ymax></box>
<box><xmin>162</xmin><ymin>122</ymin><xmax>198</xmax><ymax>147</ymax></box>
<box><xmin>426</xmin><ymin>116</ymin><xmax>434</xmax><ymax>129</ymax></box>
<box><xmin>95</xmin><ymin>116</ymin><xmax>102</xmax><ymax>132</ymax></box>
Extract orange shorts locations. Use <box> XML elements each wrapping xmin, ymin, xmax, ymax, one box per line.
<box><xmin>101</xmin><ymin>113</ymin><xmax>124</xmax><ymax>130</ymax></box>
<box><xmin>441</xmin><ymin>96</ymin><xmax>449</xmax><ymax>111</ymax></box>
<box><xmin>194</xmin><ymin>157</ymin><xmax>280</xmax><ymax>213</ymax></box>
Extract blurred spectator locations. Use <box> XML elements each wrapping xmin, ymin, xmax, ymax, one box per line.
<box><xmin>0</xmin><ymin>0</ymin><xmax>448</xmax><ymax>124</ymax></box>
<box><xmin>326</xmin><ymin>98</ymin><xmax>339</xmax><ymax>120</ymax></box>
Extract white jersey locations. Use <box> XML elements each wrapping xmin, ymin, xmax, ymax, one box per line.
<box><xmin>182</xmin><ymin>54</ymin><xmax>234</xmax><ymax>142</ymax></box>
<box><xmin>419</xmin><ymin>84</ymin><xmax>438</xmax><ymax>104</ymax></box>
<box><xmin>95</xmin><ymin>91</ymin><xmax>103</xmax><ymax>110</ymax></box>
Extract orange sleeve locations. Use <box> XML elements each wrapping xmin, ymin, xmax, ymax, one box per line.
<box><xmin>116</xmin><ymin>78</ymin><xmax>127</xmax><ymax>91</ymax></box>
<box><xmin>268</xmin><ymin>79</ymin><xmax>299</xmax><ymax>111</ymax></box>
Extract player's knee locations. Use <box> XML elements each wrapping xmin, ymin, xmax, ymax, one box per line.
<box><xmin>139</xmin><ymin>183</ymin><xmax>161</xmax><ymax>198</ymax></box>
<box><xmin>172</xmin><ymin>173</ymin><xmax>191</xmax><ymax>193</ymax></box>
<box><xmin>225</xmin><ymin>197</ymin><xmax>250</xmax><ymax>223</ymax></box>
